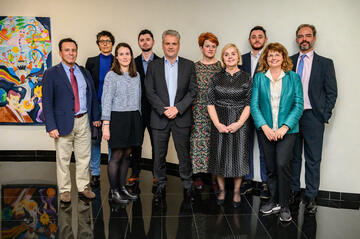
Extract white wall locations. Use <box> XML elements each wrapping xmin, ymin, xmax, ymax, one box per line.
<box><xmin>1</xmin><ymin>0</ymin><xmax>359</xmax><ymax>194</ymax></box>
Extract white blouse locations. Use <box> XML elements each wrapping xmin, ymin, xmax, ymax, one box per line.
<box><xmin>265</xmin><ymin>69</ymin><xmax>285</xmax><ymax>130</ymax></box>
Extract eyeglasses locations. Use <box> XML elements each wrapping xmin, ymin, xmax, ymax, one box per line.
<box><xmin>98</xmin><ymin>40</ymin><xmax>112</xmax><ymax>44</ymax></box>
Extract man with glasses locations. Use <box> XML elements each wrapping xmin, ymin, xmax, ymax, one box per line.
<box><xmin>85</xmin><ymin>31</ymin><xmax>115</xmax><ymax>188</ymax></box>
<box><xmin>290</xmin><ymin>24</ymin><xmax>337</xmax><ymax>214</ymax></box>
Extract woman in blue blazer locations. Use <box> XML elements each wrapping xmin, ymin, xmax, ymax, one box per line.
<box><xmin>250</xmin><ymin>43</ymin><xmax>303</xmax><ymax>222</ymax></box>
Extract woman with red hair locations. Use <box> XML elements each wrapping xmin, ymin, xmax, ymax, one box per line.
<box><xmin>190</xmin><ymin>32</ymin><xmax>222</xmax><ymax>190</ymax></box>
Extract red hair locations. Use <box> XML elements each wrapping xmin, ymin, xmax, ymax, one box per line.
<box><xmin>198</xmin><ymin>32</ymin><xmax>219</xmax><ymax>47</ymax></box>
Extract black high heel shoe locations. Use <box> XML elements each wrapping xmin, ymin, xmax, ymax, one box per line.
<box><xmin>109</xmin><ymin>189</ymin><xmax>129</xmax><ymax>204</ymax></box>
<box><xmin>232</xmin><ymin>191</ymin><xmax>241</xmax><ymax>208</ymax></box>
<box><xmin>120</xmin><ymin>186</ymin><xmax>138</xmax><ymax>201</ymax></box>
<box><xmin>216</xmin><ymin>190</ymin><xmax>225</xmax><ymax>206</ymax></box>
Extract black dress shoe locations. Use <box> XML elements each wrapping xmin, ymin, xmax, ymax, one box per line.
<box><xmin>90</xmin><ymin>175</ymin><xmax>100</xmax><ymax>188</ymax></box>
<box><xmin>289</xmin><ymin>190</ymin><xmax>301</xmax><ymax>213</ymax></box>
<box><xmin>289</xmin><ymin>190</ymin><xmax>301</xmax><ymax>205</ymax></box>
<box><xmin>260</xmin><ymin>183</ymin><xmax>271</xmax><ymax>200</ymax></box>
<box><xmin>216</xmin><ymin>190</ymin><xmax>225</xmax><ymax>206</ymax></box>
<box><xmin>109</xmin><ymin>189</ymin><xmax>128</xmax><ymax>204</ymax></box>
<box><xmin>154</xmin><ymin>187</ymin><xmax>166</xmax><ymax>203</ymax></box>
<box><xmin>304</xmin><ymin>197</ymin><xmax>317</xmax><ymax>215</ymax></box>
<box><xmin>183</xmin><ymin>188</ymin><xmax>195</xmax><ymax>202</ymax></box>
<box><xmin>120</xmin><ymin>186</ymin><xmax>138</xmax><ymax>201</ymax></box>
<box><xmin>240</xmin><ymin>180</ymin><xmax>253</xmax><ymax>195</ymax></box>
<box><xmin>232</xmin><ymin>191</ymin><xmax>241</xmax><ymax>208</ymax></box>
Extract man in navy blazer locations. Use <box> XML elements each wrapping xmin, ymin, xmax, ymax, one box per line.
<box><xmin>85</xmin><ymin>30</ymin><xmax>115</xmax><ymax>187</ymax></box>
<box><xmin>42</xmin><ymin>38</ymin><xmax>101</xmax><ymax>202</ymax></box>
<box><xmin>240</xmin><ymin>26</ymin><xmax>270</xmax><ymax>199</ymax></box>
<box><xmin>290</xmin><ymin>24</ymin><xmax>337</xmax><ymax>214</ymax></box>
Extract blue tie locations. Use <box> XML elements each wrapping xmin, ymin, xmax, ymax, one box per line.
<box><xmin>297</xmin><ymin>54</ymin><xmax>306</xmax><ymax>79</ymax></box>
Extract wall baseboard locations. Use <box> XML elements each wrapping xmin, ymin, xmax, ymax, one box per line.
<box><xmin>0</xmin><ymin>150</ymin><xmax>359</xmax><ymax>210</ymax></box>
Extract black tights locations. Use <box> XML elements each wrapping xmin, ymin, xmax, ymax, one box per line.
<box><xmin>108</xmin><ymin>147</ymin><xmax>131</xmax><ymax>189</ymax></box>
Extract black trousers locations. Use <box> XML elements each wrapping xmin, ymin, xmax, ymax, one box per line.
<box><xmin>291</xmin><ymin>110</ymin><xmax>325</xmax><ymax>198</ymax></box>
<box><xmin>131</xmin><ymin>116</ymin><xmax>154</xmax><ymax>177</ymax></box>
<box><xmin>152</xmin><ymin>120</ymin><xmax>193</xmax><ymax>189</ymax></box>
<box><xmin>259</xmin><ymin>131</ymin><xmax>297</xmax><ymax>207</ymax></box>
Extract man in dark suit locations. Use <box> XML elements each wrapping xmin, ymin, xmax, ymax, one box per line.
<box><xmin>127</xmin><ymin>29</ymin><xmax>160</xmax><ymax>186</ymax></box>
<box><xmin>85</xmin><ymin>31</ymin><xmax>115</xmax><ymax>187</ymax></box>
<box><xmin>145</xmin><ymin>30</ymin><xmax>197</xmax><ymax>202</ymax></box>
<box><xmin>290</xmin><ymin>24</ymin><xmax>337</xmax><ymax>214</ymax></box>
<box><xmin>241</xmin><ymin>26</ymin><xmax>270</xmax><ymax>199</ymax></box>
<box><xmin>42</xmin><ymin>38</ymin><xmax>101</xmax><ymax>202</ymax></box>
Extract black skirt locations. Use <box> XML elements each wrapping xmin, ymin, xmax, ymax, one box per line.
<box><xmin>109</xmin><ymin>111</ymin><xmax>143</xmax><ymax>149</ymax></box>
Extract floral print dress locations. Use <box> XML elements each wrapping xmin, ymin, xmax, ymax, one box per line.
<box><xmin>190</xmin><ymin>61</ymin><xmax>222</xmax><ymax>174</ymax></box>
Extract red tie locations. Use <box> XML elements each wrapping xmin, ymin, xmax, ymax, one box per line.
<box><xmin>70</xmin><ymin>67</ymin><xmax>80</xmax><ymax>114</ymax></box>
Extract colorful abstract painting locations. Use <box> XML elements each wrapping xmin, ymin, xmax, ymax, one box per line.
<box><xmin>1</xmin><ymin>185</ymin><xmax>58</xmax><ymax>238</ymax></box>
<box><xmin>0</xmin><ymin>16</ymin><xmax>51</xmax><ymax>124</ymax></box>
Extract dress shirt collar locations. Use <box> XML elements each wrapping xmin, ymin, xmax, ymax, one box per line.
<box><xmin>265</xmin><ymin>69</ymin><xmax>285</xmax><ymax>82</ymax></box>
<box><xmin>251</xmin><ymin>48</ymin><xmax>264</xmax><ymax>58</ymax></box>
<box><xmin>164</xmin><ymin>56</ymin><xmax>179</xmax><ymax>66</ymax></box>
<box><xmin>142</xmin><ymin>53</ymin><xmax>154</xmax><ymax>62</ymax></box>
<box><xmin>299</xmin><ymin>50</ymin><xmax>314</xmax><ymax>58</ymax></box>
<box><xmin>61</xmin><ymin>62</ymin><xmax>78</xmax><ymax>72</ymax></box>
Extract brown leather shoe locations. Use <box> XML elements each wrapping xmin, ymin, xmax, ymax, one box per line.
<box><xmin>80</xmin><ymin>188</ymin><xmax>96</xmax><ymax>199</ymax></box>
<box><xmin>60</xmin><ymin>191</ymin><xmax>71</xmax><ymax>202</ymax></box>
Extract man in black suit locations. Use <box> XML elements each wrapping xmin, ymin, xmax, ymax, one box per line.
<box><xmin>290</xmin><ymin>24</ymin><xmax>337</xmax><ymax>214</ymax></box>
<box><xmin>85</xmin><ymin>31</ymin><xmax>114</xmax><ymax>187</ymax></box>
<box><xmin>128</xmin><ymin>29</ymin><xmax>160</xmax><ymax>186</ymax></box>
<box><xmin>145</xmin><ymin>30</ymin><xmax>197</xmax><ymax>202</ymax></box>
<box><xmin>42</xmin><ymin>38</ymin><xmax>101</xmax><ymax>202</ymax></box>
<box><xmin>241</xmin><ymin>26</ymin><xmax>270</xmax><ymax>199</ymax></box>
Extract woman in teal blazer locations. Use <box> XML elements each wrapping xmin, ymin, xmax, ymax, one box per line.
<box><xmin>250</xmin><ymin>43</ymin><xmax>303</xmax><ymax>222</ymax></box>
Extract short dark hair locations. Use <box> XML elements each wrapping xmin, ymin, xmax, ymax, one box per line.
<box><xmin>96</xmin><ymin>30</ymin><xmax>115</xmax><ymax>45</ymax></box>
<box><xmin>249</xmin><ymin>26</ymin><xmax>267</xmax><ymax>38</ymax></box>
<box><xmin>296</xmin><ymin>24</ymin><xmax>317</xmax><ymax>37</ymax></box>
<box><xmin>138</xmin><ymin>29</ymin><xmax>154</xmax><ymax>41</ymax></box>
<box><xmin>58</xmin><ymin>38</ymin><xmax>78</xmax><ymax>51</ymax></box>
<box><xmin>111</xmin><ymin>42</ymin><xmax>137</xmax><ymax>77</ymax></box>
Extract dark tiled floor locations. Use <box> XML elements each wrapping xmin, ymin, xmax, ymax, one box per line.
<box><xmin>1</xmin><ymin>162</ymin><xmax>360</xmax><ymax>239</ymax></box>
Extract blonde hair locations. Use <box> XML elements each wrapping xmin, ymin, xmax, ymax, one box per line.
<box><xmin>220</xmin><ymin>43</ymin><xmax>242</xmax><ymax>67</ymax></box>
<box><xmin>258</xmin><ymin>42</ymin><xmax>293</xmax><ymax>72</ymax></box>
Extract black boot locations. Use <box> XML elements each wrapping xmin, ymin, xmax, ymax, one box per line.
<box><xmin>109</xmin><ymin>189</ymin><xmax>129</xmax><ymax>204</ymax></box>
<box><xmin>120</xmin><ymin>186</ymin><xmax>138</xmax><ymax>200</ymax></box>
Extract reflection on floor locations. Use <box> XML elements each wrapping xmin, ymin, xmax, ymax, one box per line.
<box><xmin>0</xmin><ymin>162</ymin><xmax>359</xmax><ymax>239</ymax></box>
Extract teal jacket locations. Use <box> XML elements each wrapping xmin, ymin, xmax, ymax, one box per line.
<box><xmin>250</xmin><ymin>70</ymin><xmax>304</xmax><ymax>134</ymax></box>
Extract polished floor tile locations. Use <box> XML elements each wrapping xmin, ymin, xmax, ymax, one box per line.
<box><xmin>1</xmin><ymin>162</ymin><xmax>359</xmax><ymax>239</ymax></box>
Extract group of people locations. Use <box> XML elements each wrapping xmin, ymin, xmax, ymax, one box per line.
<box><xmin>42</xmin><ymin>23</ymin><xmax>337</xmax><ymax>223</ymax></box>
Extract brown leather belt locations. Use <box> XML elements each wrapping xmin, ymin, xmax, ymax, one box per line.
<box><xmin>75</xmin><ymin>113</ymin><xmax>87</xmax><ymax>118</ymax></box>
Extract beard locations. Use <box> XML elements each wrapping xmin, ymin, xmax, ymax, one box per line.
<box><xmin>298</xmin><ymin>40</ymin><xmax>313</xmax><ymax>51</ymax></box>
<box><xmin>251</xmin><ymin>42</ymin><xmax>265</xmax><ymax>51</ymax></box>
<box><xmin>141</xmin><ymin>46</ymin><xmax>152</xmax><ymax>52</ymax></box>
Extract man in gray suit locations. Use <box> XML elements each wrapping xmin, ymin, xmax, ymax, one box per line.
<box><xmin>145</xmin><ymin>30</ymin><xmax>197</xmax><ymax>203</ymax></box>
